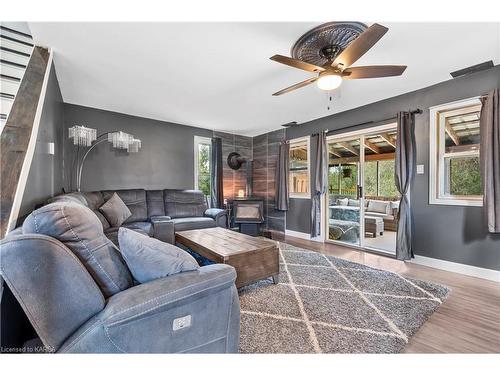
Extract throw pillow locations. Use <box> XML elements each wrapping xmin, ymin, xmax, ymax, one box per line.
<box><xmin>99</xmin><ymin>192</ymin><xmax>132</xmax><ymax>227</ymax></box>
<box><xmin>336</xmin><ymin>198</ymin><xmax>348</xmax><ymax>206</ymax></box>
<box><xmin>368</xmin><ymin>200</ymin><xmax>390</xmax><ymax>214</ymax></box>
<box><xmin>118</xmin><ymin>228</ymin><xmax>199</xmax><ymax>284</ymax></box>
<box><xmin>348</xmin><ymin>199</ymin><xmax>360</xmax><ymax>207</ymax></box>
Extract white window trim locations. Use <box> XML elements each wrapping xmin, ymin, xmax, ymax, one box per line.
<box><xmin>429</xmin><ymin>97</ymin><xmax>483</xmax><ymax>207</ymax></box>
<box><xmin>194</xmin><ymin>136</ymin><xmax>212</xmax><ymax>191</ymax></box>
<box><xmin>289</xmin><ymin>136</ymin><xmax>311</xmax><ymax>199</ymax></box>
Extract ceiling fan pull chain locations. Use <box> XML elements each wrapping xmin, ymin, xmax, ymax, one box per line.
<box><xmin>327</xmin><ymin>92</ymin><xmax>333</xmax><ymax>111</ymax></box>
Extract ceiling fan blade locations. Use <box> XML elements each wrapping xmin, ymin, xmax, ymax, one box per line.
<box><xmin>331</xmin><ymin>23</ymin><xmax>388</xmax><ymax>69</ymax></box>
<box><xmin>270</xmin><ymin>54</ymin><xmax>325</xmax><ymax>73</ymax></box>
<box><xmin>272</xmin><ymin>77</ymin><xmax>318</xmax><ymax>96</ymax></box>
<box><xmin>342</xmin><ymin>65</ymin><xmax>407</xmax><ymax>79</ymax></box>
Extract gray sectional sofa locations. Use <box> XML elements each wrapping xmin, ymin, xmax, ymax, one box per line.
<box><xmin>48</xmin><ymin>188</ymin><xmax>228</xmax><ymax>245</ymax></box>
<box><xmin>0</xmin><ymin>189</ymin><xmax>239</xmax><ymax>353</ymax></box>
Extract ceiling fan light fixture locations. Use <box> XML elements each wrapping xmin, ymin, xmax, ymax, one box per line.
<box><xmin>317</xmin><ymin>73</ymin><xmax>342</xmax><ymax>91</ymax></box>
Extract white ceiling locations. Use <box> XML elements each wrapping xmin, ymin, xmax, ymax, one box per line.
<box><xmin>29</xmin><ymin>22</ymin><xmax>500</xmax><ymax>136</ymax></box>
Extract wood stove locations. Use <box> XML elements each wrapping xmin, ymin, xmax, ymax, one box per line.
<box><xmin>232</xmin><ymin>198</ymin><xmax>264</xmax><ymax>236</ymax></box>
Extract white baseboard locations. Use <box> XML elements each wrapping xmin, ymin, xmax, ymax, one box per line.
<box><xmin>284</xmin><ymin>230</ymin><xmax>499</xmax><ymax>282</ymax></box>
<box><xmin>285</xmin><ymin>229</ymin><xmax>322</xmax><ymax>242</ymax></box>
<box><xmin>411</xmin><ymin>255</ymin><xmax>500</xmax><ymax>282</ymax></box>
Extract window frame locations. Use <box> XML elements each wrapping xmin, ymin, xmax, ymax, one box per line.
<box><xmin>429</xmin><ymin>97</ymin><xmax>483</xmax><ymax>207</ymax></box>
<box><xmin>193</xmin><ymin>136</ymin><xmax>212</xmax><ymax>194</ymax></box>
<box><xmin>288</xmin><ymin>136</ymin><xmax>311</xmax><ymax>199</ymax></box>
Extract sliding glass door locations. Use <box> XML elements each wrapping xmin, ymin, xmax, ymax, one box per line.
<box><xmin>327</xmin><ymin>136</ymin><xmax>363</xmax><ymax>247</ymax></box>
<box><xmin>326</xmin><ymin>125</ymin><xmax>399</xmax><ymax>255</ymax></box>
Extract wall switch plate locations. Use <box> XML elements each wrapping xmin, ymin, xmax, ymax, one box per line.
<box><xmin>45</xmin><ymin>142</ymin><xmax>55</xmax><ymax>155</ymax></box>
<box><xmin>173</xmin><ymin>315</ymin><xmax>192</xmax><ymax>331</ymax></box>
<box><xmin>417</xmin><ymin>164</ymin><xmax>425</xmax><ymax>174</ymax></box>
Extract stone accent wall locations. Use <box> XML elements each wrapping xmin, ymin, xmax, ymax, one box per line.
<box><xmin>213</xmin><ymin>131</ymin><xmax>252</xmax><ymax>202</ymax></box>
<box><xmin>252</xmin><ymin>129</ymin><xmax>286</xmax><ymax>233</ymax></box>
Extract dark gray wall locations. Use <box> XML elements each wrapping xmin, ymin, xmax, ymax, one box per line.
<box><xmin>282</xmin><ymin>65</ymin><xmax>500</xmax><ymax>271</ymax></box>
<box><xmin>63</xmin><ymin>104</ymin><xmax>213</xmax><ymax>192</ymax></box>
<box><xmin>19</xmin><ymin>63</ymin><xmax>64</xmax><ymax>217</ymax></box>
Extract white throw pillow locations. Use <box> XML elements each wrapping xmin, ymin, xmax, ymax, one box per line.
<box><xmin>348</xmin><ymin>199</ymin><xmax>360</xmax><ymax>207</ymax></box>
<box><xmin>336</xmin><ymin>198</ymin><xmax>348</xmax><ymax>206</ymax></box>
<box><xmin>367</xmin><ymin>200</ymin><xmax>390</xmax><ymax>214</ymax></box>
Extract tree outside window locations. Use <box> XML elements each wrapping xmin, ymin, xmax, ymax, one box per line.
<box><xmin>194</xmin><ymin>137</ymin><xmax>211</xmax><ymax>197</ymax></box>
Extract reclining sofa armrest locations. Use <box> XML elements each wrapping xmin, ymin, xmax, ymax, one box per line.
<box><xmin>204</xmin><ymin>208</ymin><xmax>228</xmax><ymax>228</ymax></box>
<box><xmin>59</xmin><ymin>264</ymin><xmax>240</xmax><ymax>353</ymax></box>
<box><xmin>150</xmin><ymin>216</ymin><xmax>174</xmax><ymax>244</ymax></box>
<box><xmin>0</xmin><ymin>234</ymin><xmax>105</xmax><ymax>352</ymax></box>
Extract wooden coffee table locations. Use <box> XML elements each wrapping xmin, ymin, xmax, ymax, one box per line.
<box><xmin>175</xmin><ymin>227</ymin><xmax>279</xmax><ymax>288</ymax></box>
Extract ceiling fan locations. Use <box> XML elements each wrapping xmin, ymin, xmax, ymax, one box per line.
<box><xmin>270</xmin><ymin>22</ymin><xmax>407</xmax><ymax>96</ymax></box>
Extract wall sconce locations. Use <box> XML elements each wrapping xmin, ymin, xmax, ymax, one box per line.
<box><xmin>237</xmin><ymin>189</ymin><xmax>245</xmax><ymax>198</ymax></box>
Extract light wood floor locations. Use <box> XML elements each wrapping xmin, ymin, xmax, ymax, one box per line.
<box><xmin>276</xmin><ymin>234</ymin><xmax>500</xmax><ymax>353</ymax></box>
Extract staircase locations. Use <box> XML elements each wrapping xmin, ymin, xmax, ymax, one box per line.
<box><xmin>0</xmin><ymin>24</ymin><xmax>34</xmax><ymax>131</ymax></box>
<box><xmin>0</xmin><ymin>22</ymin><xmax>51</xmax><ymax>238</ymax></box>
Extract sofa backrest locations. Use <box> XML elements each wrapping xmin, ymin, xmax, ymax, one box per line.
<box><xmin>22</xmin><ymin>202</ymin><xmax>133</xmax><ymax>298</ymax></box>
<box><xmin>102</xmin><ymin>189</ymin><xmax>148</xmax><ymax>224</ymax></box>
<box><xmin>48</xmin><ymin>191</ymin><xmax>111</xmax><ymax>230</ymax></box>
<box><xmin>146</xmin><ymin>190</ymin><xmax>165</xmax><ymax>217</ymax></box>
<box><xmin>163</xmin><ymin>189</ymin><xmax>207</xmax><ymax>218</ymax></box>
<box><xmin>48</xmin><ymin>188</ymin><xmax>209</xmax><ymax>223</ymax></box>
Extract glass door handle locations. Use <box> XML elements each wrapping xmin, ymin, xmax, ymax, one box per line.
<box><xmin>358</xmin><ymin>185</ymin><xmax>363</xmax><ymax>198</ymax></box>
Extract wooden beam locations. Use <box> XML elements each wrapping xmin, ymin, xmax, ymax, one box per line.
<box><xmin>338</xmin><ymin>142</ymin><xmax>359</xmax><ymax>156</ymax></box>
<box><xmin>380</xmin><ymin>133</ymin><xmax>396</xmax><ymax>148</ymax></box>
<box><xmin>330</xmin><ymin>152</ymin><xmax>395</xmax><ymax>164</ymax></box>
<box><xmin>329</xmin><ymin>149</ymin><xmax>341</xmax><ymax>158</ymax></box>
<box><xmin>445</xmin><ymin>143</ymin><xmax>479</xmax><ymax>154</ymax></box>
<box><xmin>445</xmin><ymin>119</ymin><xmax>461</xmax><ymax>146</ymax></box>
<box><xmin>364</xmin><ymin>139</ymin><xmax>381</xmax><ymax>154</ymax></box>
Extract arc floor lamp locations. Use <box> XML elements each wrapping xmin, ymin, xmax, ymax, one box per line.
<box><xmin>68</xmin><ymin>125</ymin><xmax>142</xmax><ymax>192</ymax></box>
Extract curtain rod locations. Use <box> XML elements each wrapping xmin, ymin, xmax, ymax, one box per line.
<box><xmin>319</xmin><ymin>108</ymin><xmax>423</xmax><ymax>135</ymax></box>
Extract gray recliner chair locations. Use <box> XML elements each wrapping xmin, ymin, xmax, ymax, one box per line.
<box><xmin>0</xmin><ymin>201</ymin><xmax>240</xmax><ymax>353</ymax></box>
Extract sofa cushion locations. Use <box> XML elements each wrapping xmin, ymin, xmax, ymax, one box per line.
<box><xmin>348</xmin><ymin>199</ymin><xmax>360</xmax><ymax>207</ymax></box>
<box><xmin>99</xmin><ymin>193</ymin><xmax>132</xmax><ymax>228</ymax></box>
<box><xmin>146</xmin><ymin>190</ymin><xmax>165</xmax><ymax>217</ymax></box>
<box><xmin>82</xmin><ymin>192</ymin><xmax>105</xmax><ymax>210</ymax></box>
<box><xmin>22</xmin><ymin>202</ymin><xmax>133</xmax><ymax>298</ymax></box>
<box><xmin>164</xmin><ymin>189</ymin><xmax>207</xmax><ymax>218</ymax></box>
<box><xmin>363</xmin><ymin>211</ymin><xmax>395</xmax><ymax>221</ymax></box>
<box><xmin>49</xmin><ymin>192</ymin><xmax>111</xmax><ymax>230</ymax></box>
<box><xmin>102</xmin><ymin>189</ymin><xmax>148</xmax><ymax>223</ymax></box>
<box><xmin>118</xmin><ymin>228</ymin><xmax>199</xmax><ymax>284</ymax></box>
<box><xmin>171</xmin><ymin>217</ymin><xmax>216</xmax><ymax>231</ymax></box>
<box><xmin>48</xmin><ymin>192</ymin><xmax>88</xmax><ymax>207</ymax></box>
<box><xmin>336</xmin><ymin>198</ymin><xmax>348</xmax><ymax>206</ymax></box>
<box><xmin>122</xmin><ymin>221</ymin><xmax>153</xmax><ymax>236</ymax></box>
<box><xmin>367</xmin><ymin>200</ymin><xmax>391</xmax><ymax>215</ymax></box>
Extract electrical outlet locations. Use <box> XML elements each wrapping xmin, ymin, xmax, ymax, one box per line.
<box><xmin>417</xmin><ymin>164</ymin><xmax>424</xmax><ymax>175</ymax></box>
<box><xmin>173</xmin><ymin>315</ymin><xmax>192</xmax><ymax>331</ymax></box>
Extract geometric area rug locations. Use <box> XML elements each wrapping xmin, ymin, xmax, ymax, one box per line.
<box><xmin>238</xmin><ymin>243</ymin><xmax>450</xmax><ymax>353</ymax></box>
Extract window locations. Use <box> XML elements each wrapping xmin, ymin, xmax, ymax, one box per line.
<box><xmin>429</xmin><ymin>97</ymin><xmax>482</xmax><ymax>206</ymax></box>
<box><xmin>289</xmin><ymin>137</ymin><xmax>310</xmax><ymax>198</ymax></box>
<box><xmin>194</xmin><ymin>136</ymin><xmax>211</xmax><ymax>197</ymax></box>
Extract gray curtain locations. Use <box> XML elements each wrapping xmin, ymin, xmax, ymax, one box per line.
<box><xmin>210</xmin><ymin>137</ymin><xmax>224</xmax><ymax>208</ymax></box>
<box><xmin>395</xmin><ymin>111</ymin><xmax>416</xmax><ymax>260</ymax></box>
<box><xmin>275</xmin><ymin>141</ymin><xmax>289</xmax><ymax>211</ymax></box>
<box><xmin>311</xmin><ymin>132</ymin><xmax>327</xmax><ymax>238</ymax></box>
<box><xmin>480</xmin><ymin>89</ymin><xmax>500</xmax><ymax>233</ymax></box>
